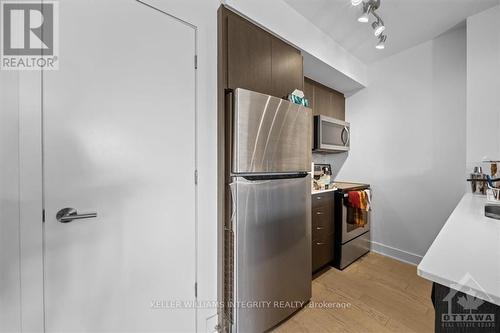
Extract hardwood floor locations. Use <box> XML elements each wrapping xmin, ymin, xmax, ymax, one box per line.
<box><xmin>272</xmin><ymin>253</ymin><xmax>434</xmax><ymax>333</ymax></box>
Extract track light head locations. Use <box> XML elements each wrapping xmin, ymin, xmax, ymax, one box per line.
<box><xmin>353</xmin><ymin>0</ymin><xmax>388</xmax><ymax>49</ymax></box>
<box><xmin>376</xmin><ymin>34</ymin><xmax>387</xmax><ymax>49</ymax></box>
<box><xmin>372</xmin><ymin>20</ymin><xmax>385</xmax><ymax>36</ymax></box>
<box><xmin>358</xmin><ymin>4</ymin><xmax>371</xmax><ymax>23</ymax></box>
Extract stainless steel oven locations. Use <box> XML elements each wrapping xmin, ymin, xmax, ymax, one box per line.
<box><xmin>313</xmin><ymin>115</ymin><xmax>350</xmax><ymax>153</ymax></box>
<box><xmin>333</xmin><ymin>185</ymin><xmax>371</xmax><ymax>270</ymax></box>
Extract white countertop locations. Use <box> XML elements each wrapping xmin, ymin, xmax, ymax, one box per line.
<box><xmin>311</xmin><ymin>188</ymin><xmax>337</xmax><ymax>195</ymax></box>
<box><xmin>311</xmin><ymin>182</ymin><xmax>370</xmax><ymax>195</ymax></box>
<box><xmin>417</xmin><ymin>193</ymin><xmax>500</xmax><ymax>306</ymax></box>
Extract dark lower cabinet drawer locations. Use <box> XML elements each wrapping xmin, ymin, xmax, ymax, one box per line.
<box><xmin>312</xmin><ymin>192</ymin><xmax>332</xmax><ymax>209</ymax></box>
<box><xmin>312</xmin><ymin>225</ymin><xmax>332</xmax><ymax>241</ymax></box>
<box><xmin>312</xmin><ymin>206</ymin><xmax>332</xmax><ymax>236</ymax></box>
<box><xmin>312</xmin><ymin>235</ymin><xmax>333</xmax><ymax>272</ymax></box>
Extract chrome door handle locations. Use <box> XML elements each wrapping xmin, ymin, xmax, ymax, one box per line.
<box><xmin>341</xmin><ymin>126</ymin><xmax>350</xmax><ymax>146</ymax></box>
<box><xmin>56</xmin><ymin>208</ymin><xmax>97</xmax><ymax>223</ymax></box>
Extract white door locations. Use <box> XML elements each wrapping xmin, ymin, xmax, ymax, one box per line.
<box><xmin>43</xmin><ymin>1</ymin><xmax>196</xmax><ymax>331</ymax></box>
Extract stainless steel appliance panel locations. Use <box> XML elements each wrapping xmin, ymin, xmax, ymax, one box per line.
<box><xmin>232</xmin><ymin>89</ymin><xmax>312</xmax><ymax>174</ymax></box>
<box><xmin>232</xmin><ymin>175</ymin><xmax>312</xmax><ymax>333</ymax></box>
<box><xmin>339</xmin><ymin>231</ymin><xmax>370</xmax><ymax>270</ymax></box>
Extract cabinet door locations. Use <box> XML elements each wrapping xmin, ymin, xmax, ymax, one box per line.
<box><xmin>311</xmin><ymin>192</ymin><xmax>334</xmax><ymax>273</ymax></box>
<box><xmin>313</xmin><ymin>83</ymin><xmax>332</xmax><ymax>117</ymax></box>
<box><xmin>271</xmin><ymin>38</ymin><xmax>303</xmax><ymax>98</ymax></box>
<box><xmin>227</xmin><ymin>14</ymin><xmax>272</xmax><ymax>94</ymax></box>
<box><xmin>312</xmin><ymin>234</ymin><xmax>333</xmax><ymax>272</ymax></box>
<box><xmin>312</xmin><ymin>206</ymin><xmax>332</xmax><ymax>240</ymax></box>
<box><xmin>304</xmin><ymin>78</ymin><xmax>314</xmax><ymax>110</ymax></box>
<box><xmin>308</xmin><ymin>78</ymin><xmax>346</xmax><ymax>120</ymax></box>
<box><xmin>331</xmin><ymin>90</ymin><xmax>346</xmax><ymax>120</ymax></box>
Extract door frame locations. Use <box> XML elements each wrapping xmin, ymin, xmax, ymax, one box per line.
<box><xmin>17</xmin><ymin>1</ymin><xmax>200</xmax><ymax>331</ymax></box>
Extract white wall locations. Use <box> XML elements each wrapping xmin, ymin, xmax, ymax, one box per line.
<box><xmin>323</xmin><ymin>27</ymin><xmax>467</xmax><ymax>264</ymax></box>
<box><xmin>164</xmin><ymin>1</ymin><xmax>220</xmax><ymax>330</ymax></box>
<box><xmin>466</xmin><ymin>5</ymin><xmax>500</xmax><ymax>172</ymax></box>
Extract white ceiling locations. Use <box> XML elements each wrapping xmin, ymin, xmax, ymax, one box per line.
<box><xmin>284</xmin><ymin>0</ymin><xmax>500</xmax><ymax>64</ymax></box>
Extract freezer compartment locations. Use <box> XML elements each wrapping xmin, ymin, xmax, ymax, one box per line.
<box><xmin>232</xmin><ymin>88</ymin><xmax>312</xmax><ymax>174</ymax></box>
<box><xmin>231</xmin><ymin>174</ymin><xmax>312</xmax><ymax>333</ymax></box>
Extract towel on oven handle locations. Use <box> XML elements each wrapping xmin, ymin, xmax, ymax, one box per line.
<box><xmin>347</xmin><ymin>189</ymin><xmax>372</xmax><ymax>212</ymax></box>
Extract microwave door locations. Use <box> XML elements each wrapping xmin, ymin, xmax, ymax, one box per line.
<box><xmin>316</xmin><ymin>116</ymin><xmax>350</xmax><ymax>152</ymax></box>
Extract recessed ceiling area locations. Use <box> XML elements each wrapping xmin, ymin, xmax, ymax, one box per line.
<box><xmin>284</xmin><ymin>0</ymin><xmax>500</xmax><ymax>64</ymax></box>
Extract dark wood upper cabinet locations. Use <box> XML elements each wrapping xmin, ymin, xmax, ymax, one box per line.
<box><xmin>271</xmin><ymin>38</ymin><xmax>304</xmax><ymax>99</ymax></box>
<box><xmin>314</xmin><ymin>83</ymin><xmax>332</xmax><ymax>117</ymax></box>
<box><xmin>304</xmin><ymin>77</ymin><xmax>345</xmax><ymax>120</ymax></box>
<box><xmin>222</xmin><ymin>6</ymin><xmax>303</xmax><ymax>99</ymax></box>
<box><xmin>227</xmin><ymin>14</ymin><xmax>272</xmax><ymax>95</ymax></box>
<box><xmin>330</xmin><ymin>90</ymin><xmax>346</xmax><ymax>120</ymax></box>
<box><xmin>304</xmin><ymin>78</ymin><xmax>315</xmax><ymax>110</ymax></box>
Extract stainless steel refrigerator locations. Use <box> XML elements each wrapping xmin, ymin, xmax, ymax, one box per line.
<box><xmin>225</xmin><ymin>88</ymin><xmax>312</xmax><ymax>332</ymax></box>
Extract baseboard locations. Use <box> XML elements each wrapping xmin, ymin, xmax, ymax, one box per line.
<box><xmin>370</xmin><ymin>241</ymin><xmax>423</xmax><ymax>266</ymax></box>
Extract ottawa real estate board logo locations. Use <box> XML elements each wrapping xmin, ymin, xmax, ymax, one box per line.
<box><xmin>440</xmin><ymin>273</ymin><xmax>496</xmax><ymax>330</ymax></box>
<box><xmin>0</xmin><ymin>0</ymin><xmax>59</xmax><ymax>70</ymax></box>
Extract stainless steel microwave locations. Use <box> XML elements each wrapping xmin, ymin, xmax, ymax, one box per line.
<box><xmin>313</xmin><ymin>115</ymin><xmax>350</xmax><ymax>153</ymax></box>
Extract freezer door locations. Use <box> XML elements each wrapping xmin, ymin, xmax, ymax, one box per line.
<box><xmin>232</xmin><ymin>88</ymin><xmax>312</xmax><ymax>174</ymax></box>
<box><xmin>231</xmin><ymin>175</ymin><xmax>312</xmax><ymax>333</ymax></box>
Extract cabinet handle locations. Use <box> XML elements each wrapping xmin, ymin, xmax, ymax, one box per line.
<box><xmin>316</xmin><ymin>242</ymin><xmax>326</xmax><ymax>245</ymax></box>
<box><xmin>316</xmin><ymin>227</ymin><xmax>325</xmax><ymax>230</ymax></box>
<box><xmin>316</xmin><ymin>196</ymin><xmax>322</xmax><ymax>200</ymax></box>
<box><xmin>316</xmin><ymin>211</ymin><xmax>324</xmax><ymax>215</ymax></box>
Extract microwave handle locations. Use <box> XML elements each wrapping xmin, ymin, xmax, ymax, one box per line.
<box><xmin>341</xmin><ymin>126</ymin><xmax>350</xmax><ymax>146</ymax></box>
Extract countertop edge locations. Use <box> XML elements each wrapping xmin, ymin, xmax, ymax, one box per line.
<box><xmin>417</xmin><ymin>267</ymin><xmax>500</xmax><ymax>306</ymax></box>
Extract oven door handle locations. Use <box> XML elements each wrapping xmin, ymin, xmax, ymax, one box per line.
<box><xmin>343</xmin><ymin>190</ymin><xmax>372</xmax><ymax>199</ymax></box>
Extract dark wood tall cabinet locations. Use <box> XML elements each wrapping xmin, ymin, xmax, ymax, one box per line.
<box><xmin>227</xmin><ymin>14</ymin><xmax>272</xmax><ymax>95</ymax></box>
<box><xmin>217</xmin><ymin>7</ymin><xmax>306</xmax><ymax>325</ymax></box>
<box><xmin>221</xmin><ymin>6</ymin><xmax>304</xmax><ymax>98</ymax></box>
<box><xmin>271</xmin><ymin>38</ymin><xmax>304</xmax><ymax>98</ymax></box>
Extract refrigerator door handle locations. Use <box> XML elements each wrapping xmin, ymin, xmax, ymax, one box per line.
<box><xmin>229</xmin><ymin>182</ymin><xmax>237</xmax><ymax>231</ymax></box>
<box><xmin>241</xmin><ymin>173</ymin><xmax>309</xmax><ymax>182</ymax></box>
<box><xmin>226</xmin><ymin>89</ymin><xmax>235</xmax><ymax>175</ymax></box>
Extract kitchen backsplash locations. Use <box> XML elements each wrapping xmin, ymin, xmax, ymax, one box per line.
<box><xmin>312</xmin><ymin>153</ymin><xmax>348</xmax><ymax>179</ymax></box>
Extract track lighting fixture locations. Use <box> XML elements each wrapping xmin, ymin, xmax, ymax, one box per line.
<box><xmin>352</xmin><ymin>0</ymin><xmax>388</xmax><ymax>49</ymax></box>
<box><xmin>357</xmin><ymin>3</ymin><xmax>371</xmax><ymax>23</ymax></box>
<box><xmin>372</xmin><ymin>19</ymin><xmax>385</xmax><ymax>36</ymax></box>
<box><xmin>376</xmin><ymin>34</ymin><xmax>387</xmax><ymax>49</ymax></box>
